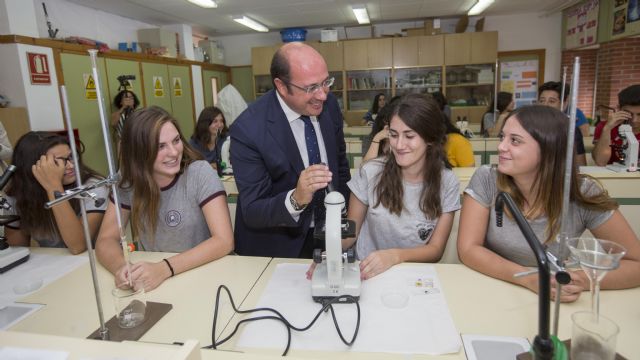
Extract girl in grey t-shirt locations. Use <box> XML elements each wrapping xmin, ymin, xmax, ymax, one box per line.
<box><xmin>458</xmin><ymin>105</ymin><xmax>640</xmax><ymax>303</ymax></box>
<box><xmin>96</xmin><ymin>106</ymin><xmax>234</xmax><ymax>292</ymax></box>
<box><xmin>344</xmin><ymin>94</ymin><xmax>460</xmax><ymax>280</ymax></box>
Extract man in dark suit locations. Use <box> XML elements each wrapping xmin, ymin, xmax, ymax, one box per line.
<box><xmin>230</xmin><ymin>42</ymin><xmax>351</xmax><ymax>258</ymax></box>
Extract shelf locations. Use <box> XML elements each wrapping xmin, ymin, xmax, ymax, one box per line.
<box><xmin>446</xmin><ymin>83</ymin><xmax>494</xmax><ymax>88</ymax></box>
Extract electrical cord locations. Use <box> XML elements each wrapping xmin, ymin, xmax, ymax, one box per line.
<box><xmin>205</xmin><ymin>284</ymin><xmax>361</xmax><ymax>356</ymax></box>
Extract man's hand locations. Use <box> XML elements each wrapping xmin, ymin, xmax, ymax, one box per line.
<box><xmin>294</xmin><ymin>164</ymin><xmax>332</xmax><ymax>206</ymax></box>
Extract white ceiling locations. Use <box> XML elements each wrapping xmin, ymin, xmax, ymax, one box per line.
<box><xmin>66</xmin><ymin>0</ymin><xmax>579</xmax><ymax>37</ymax></box>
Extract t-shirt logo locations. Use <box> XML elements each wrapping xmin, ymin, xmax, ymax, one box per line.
<box><xmin>417</xmin><ymin>225</ymin><xmax>434</xmax><ymax>242</ymax></box>
<box><xmin>165</xmin><ymin>210</ymin><xmax>182</xmax><ymax>227</ymax></box>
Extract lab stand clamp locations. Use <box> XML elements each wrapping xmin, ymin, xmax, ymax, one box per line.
<box><xmin>311</xmin><ymin>191</ymin><xmax>361</xmax><ymax>303</ymax></box>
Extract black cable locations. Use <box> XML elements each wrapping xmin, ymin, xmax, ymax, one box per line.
<box><xmin>206</xmin><ymin>285</ymin><xmax>360</xmax><ymax>356</ymax></box>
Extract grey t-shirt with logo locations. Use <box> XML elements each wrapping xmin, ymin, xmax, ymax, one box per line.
<box><xmin>347</xmin><ymin>159</ymin><xmax>461</xmax><ymax>260</ymax></box>
<box><xmin>117</xmin><ymin>160</ymin><xmax>226</xmax><ymax>252</ymax></box>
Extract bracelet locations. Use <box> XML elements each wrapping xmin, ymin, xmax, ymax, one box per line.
<box><xmin>163</xmin><ymin>258</ymin><xmax>175</xmax><ymax>277</ymax></box>
<box><xmin>372</xmin><ymin>141</ymin><xmax>379</xmax><ymax>144</ymax></box>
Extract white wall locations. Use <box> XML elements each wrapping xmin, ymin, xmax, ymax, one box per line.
<box><xmin>34</xmin><ymin>0</ymin><xmax>155</xmax><ymax>49</ymax></box>
<box><xmin>1</xmin><ymin>0</ymin><xmax>39</xmax><ymax>37</ymax></box>
<box><xmin>0</xmin><ymin>43</ymin><xmax>63</xmax><ymax>130</ymax></box>
<box><xmin>484</xmin><ymin>12</ymin><xmax>563</xmax><ymax>82</ymax></box>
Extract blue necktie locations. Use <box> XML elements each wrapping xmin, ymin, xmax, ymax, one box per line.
<box><xmin>300</xmin><ymin>115</ymin><xmax>325</xmax><ymax>226</ymax></box>
<box><xmin>301</xmin><ymin>115</ymin><xmax>321</xmax><ymax>165</ymax></box>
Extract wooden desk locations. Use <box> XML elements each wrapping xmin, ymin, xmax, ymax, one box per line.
<box><xmin>10</xmin><ymin>249</ymin><xmax>271</xmax><ymax>347</ymax></box>
<box><xmin>226</xmin><ymin>259</ymin><xmax>640</xmax><ymax>359</ymax></box>
<box><xmin>0</xmin><ymin>331</ymin><xmax>299</xmax><ymax>360</ymax></box>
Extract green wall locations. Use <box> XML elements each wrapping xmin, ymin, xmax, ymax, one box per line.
<box><xmin>230</xmin><ymin>66</ymin><xmax>254</xmax><ymax>103</ymax></box>
<box><xmin>168</xmin><ymin>65</ymin><xmax>195</xmax><ymax>137</ymax></box>
<box><xmin>60</xmin><ymin>53</ymin><xmax>110</xmax><ymax>175</ymax></box>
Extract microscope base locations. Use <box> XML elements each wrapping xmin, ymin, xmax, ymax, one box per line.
<box><xmin>0</xmin><ymin>247</ymin><xmax>30</xmax><ymax>274</ymax></box>
<box><xmin>311</xmin><ymin>262</ymin><xmax>361</xmax><ymax>303</ymax></box>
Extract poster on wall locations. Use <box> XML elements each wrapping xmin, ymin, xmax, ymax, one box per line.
<box><xmin>565</xmin><ymin>0</ymin><xmax>599</xmax><ymax>49</ymax></box>
<box><xmin>500</xmin><ymin>60</ymin><xmax>539</xmax><ymax>109</ymax></box>
<box><xmin>27</xmin><ymin>53</ymin><xmax>51</xmax><ymax>85</ymax></box>
<box><xmin>612</xmin><ymin>0</ymin><xmax>640</xmax><ymax>36</ymax></box>
<box><xmin>629</xmin><ymin>0</ymin><xmax>640</xmax><ymax>23</ymax></box>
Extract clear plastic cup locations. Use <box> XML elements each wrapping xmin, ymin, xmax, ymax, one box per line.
<box><xmin>571</xmin><ymin>311</ymin><xmax>619</xmax><ymax>360</ymax></box>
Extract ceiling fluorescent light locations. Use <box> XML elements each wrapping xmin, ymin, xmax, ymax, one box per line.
<box><xmin>187</xmin><ymin>0</ymin><xmax>217</xmax><ymax>8</ymax></box>
<box><xmin>468</xmin><ymin>0</ymin><xmax>494</xmax><ymax>16</ymax></box>
<box><xmin>233</xmin><ymin>16</ymin><xmax>269</xmax><ymax>32</ymax></box>
<box><xmin>352</xmin><ymin>5</ymin><xmax>370</xmax><ymax>24</ymax></box>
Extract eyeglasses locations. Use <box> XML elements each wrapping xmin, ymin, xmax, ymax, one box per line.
<box><xmin>55</xmin><ymin>155</ymin><xmax>74</xmax><ymax>167</ymax></box>
<box><xmin>286</xmin><ymin>77</ymin><xmax>335</xmax><ymax>94</ymax></box>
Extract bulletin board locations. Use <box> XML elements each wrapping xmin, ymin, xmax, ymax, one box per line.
<box><xmin>498</xmin><ymin>49</ymin><xmax>545</xmax><ymax>109</ymax></box>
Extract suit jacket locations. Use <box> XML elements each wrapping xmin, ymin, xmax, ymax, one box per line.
<box><xmin>230</xmin><ymin>90</ymin><xmax>351</xmax><ymax>257</ymax></box>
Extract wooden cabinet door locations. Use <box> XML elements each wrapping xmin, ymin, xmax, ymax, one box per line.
<box><xmin>344</xmin><ymin>40</ymin><xmax>368</xmax><ymax>70</ymax></box>
<box><xmin>310</xmin><ymin>42</ymin><xmax>344</xmax><ymax>71</ymax></box>
<box><xmin>471</xmin><ymin>32</ymin><xmax>498</xmax><ymax>64</ymax></box>
<box><xmin>393</xmin><ymin>37</ymin><xmax>418</xmax><ymax>67</ymax></box>
<box><xmin>418</xmin><ymin>35</ymin><xmax>444</xmax><ymax>66</ymax></box>
<box><xmin>251</xmin><ymin>46</ymin><xmax>278</xmax><ymax>75</ymax></box>
<box><xmin>444</xmin><ymin>33</ymin><xmax>471</xmax><ymax>65</ymax></box>
<box><xmin>367</xmin><ymin>38</ymin><xmax>392</xmax><ymax>68</ymax></box>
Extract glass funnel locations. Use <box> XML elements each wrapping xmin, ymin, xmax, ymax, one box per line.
<box><xmin>566</xmin><ymin>237</ymin><xmax>626</xmax><ymax>319</ymax></box>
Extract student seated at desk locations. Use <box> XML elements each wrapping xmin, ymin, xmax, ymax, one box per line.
<box><xmin>189</xmin><ymin>106</ymin><xmax>229</xmax><ymax>175</ymax></box>
<box><xmin>96</xmin><ymin>106</ymin><xmax>234</xmax><ymax>291</ymax></box>
<box><xmin>362</xmin><ymin>96</ymin><xmax>399</xmax><ymax>162</ymax></box>
<box><xmin>4</xmin><ymin>132</ymin><xmax>107</xmax><ymax>254</ymax></box>
<box><xmin>592</xmin><ymin>84</ymin><xmax>640</xmax><ymax>166</ymax></box>
<box><xmin>342</xmin><ymin>94</ymin><xmax>460</xmax><ymax>279</ymax></box>
<box><xmin>457</xmin><ymin>105</ymin><xmax>640</xmax><ymax>302</ymax></box>
<box><xmin>482</xmin><ymin>91</ymin><xmax>514</xmax><ymax>138</ymax></box>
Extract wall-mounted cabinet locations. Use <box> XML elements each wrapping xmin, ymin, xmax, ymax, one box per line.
<box><xmin>393</xmin><ymin>35</ymin><xmax>444</xmax><ymax>67</ymax></box>
<box><xmin>346</xmin><ymin>69</ymin><xmax>392</xmax><ymax>111</ymax></box>
<box><xmin>251</xmin><ymin>46</ymin><xmax>278</xmax><ymax>75</ymax></box>
<box><xmin>309</xmin><ymin>42</ymin><xmax>343</xmax><ymax>71</ymax></box>
<box><xmin>249</xmin><ymin>32</ymin><xmax>498</xmax><ymax>123</ymax></box>
<box><xmin>330</xmin><ymin>70</ymin><xmax>345</xmax><ymax>110</ymax></box>
<box><xmin>394</xmin><ymin>67</ymin><xmax>442</xmax><ymax>97</ymax></box>
<box><xmin>344</xmin><ymin>38</ymin><xmax>393</xmax><ymax>70</ymax></box>
<box><xmin>445</xmin><ymin>31</ymin><xmax>498</xmax><ymax>65</ymax></box>
<box><xmin>446</xmin><ymin>63</ymin><xmax>495</xmax><ymax>125</ymax></box>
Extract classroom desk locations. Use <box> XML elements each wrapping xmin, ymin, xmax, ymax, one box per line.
<box><xmin>7</xmin><ymin>251</ymin><xmax>640</xmax><ymax>359</ymax></box>
<box><xmin>0</xmin><ymin>331</ymin><xmax>298</xmax><ymax>360</ymax></box>
<box><xmin>227</xmin><ymin>258</ymin><xmax>640</xmax><ymax>359</ymax></box>
<box><xmin>9</xmin><ymin>248</ymin><xmax>271</xmax><ymax>347</ymax></box>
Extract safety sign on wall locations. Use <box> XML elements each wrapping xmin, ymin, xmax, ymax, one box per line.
<box><xmin>173</xmin><ymin>77</ymin><xmax>182</xmax><ymax>97</ymax></box>
<box><xmin>27</xmin><ymin>52</ymin><xmax>51</xmax><ymax>85</ymax></box>
<box><xmin>83</xmin><ymin>74</ymin><xmax>97</xmax><ymax>100</ymax></box>
<box><xmin>154</xmin><ymin>76</ymin><xmax>164</xmax><ymax>98</ymax></box>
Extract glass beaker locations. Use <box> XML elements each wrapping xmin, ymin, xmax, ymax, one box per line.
<box><xmin>112</xmin><ymin>284</ymin><xmax>146</xmax><ymax>328</ymax></box>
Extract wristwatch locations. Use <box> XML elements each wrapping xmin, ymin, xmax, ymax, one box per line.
<box><xmin>290</xmin><ymin>190</ymin><xmax>308</xmax><ymax>211</ymax></box>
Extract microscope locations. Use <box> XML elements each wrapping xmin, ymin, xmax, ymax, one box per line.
<box><xmin>0</xmin><ymin>165</ymin><xmax>30</xmax><ymax>273</ymax></box>
<box><xmin>606</xmin><ymin>121</ymin><xmax>638</xmax><ymax>172</ymax></box>
<box><xmin>310</xmin><ymin>190</ymin><xmax>361</xmax><ymax>303</ymax></box>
